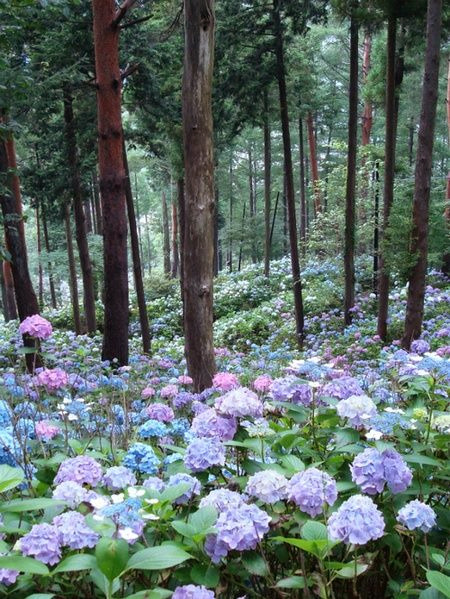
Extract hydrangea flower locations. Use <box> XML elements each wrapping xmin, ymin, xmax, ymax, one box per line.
<box><xmin>271</xmin><ymin>376</ymin><xmax>314</xmax><ymax>406</ymax></box>
<box><xmin>54</xmin><ymin>456</ymin><xmax>103</xmax><ymax>486</ymax></box>
<box><xmin>20</xmin><ymin>523</ymin><xmax>61</xmax><ymax>565</ymax></box>
<box><xmin>142</xmin><ymin>476</ymin><xmax>165</xmax><ymax>492</ymax></box>
<box><xmin>101</xmin><ymin>498</ymin><xmax>144</xmax><ymax>542</ymax></box>
<box><xmin>138</xmin><ymin>419</ymin><xmax>168</xmax><ymax>439</ymax></box>
<box><xmin>35</xmin><ymin>368</ymin><xmax>68</xmax><ymax>392</ymax></box>
<box><xmin>184</xmin><ymin>437</ymin><xmax>226</xmax><ymax>472</ymax></box>
<box><xmin>52</xmin><ymin>481</ymin><xmax>91</xmax><ymax>508</ymax></box>
<box><xmin>205</xmin><ymin>503</ymin><xmax>271</xmax><ymax>563</ymax></box>
<box><xmin>167</xmin><ymin>473</ymin><xmax>201</xmax><ymax>504</ymax></box>
<box><xmin>191</xmin><ymin>407</ymin><xmax>237</xmax><ymax>441</ymax></box>
<box><xmin>215</xmin><ymin>387</ymin><xmax>263</xmax><ymax>418</ymax></box>
<box><xmin>141</xmin><ymin>386</ymin><xmax>155</xmax><ymax>399</ymax></box>
<box><xmin>200</xmin><ymin>489</ymin><xmax>246</xmax><ymax>512</ymax></box>
<box><xmin>178</xmin><ymin>375</ymin><xmax>193</xmax><ymax>385</ymax></box>
<box><xmin>123</xmin><ymin>443</ymin><xmax>160</xmax><ymax>475</ymax></box>
<box><xmin>53</xmin><ymin>511</ymin><xmax>99</xmax><ymax>549</ymax></box>
<box><xmin>382</xmin><ymin>449</ymin><xmax>413</xmax><ymax>493</ymax></box>
<box><xmin>103</xmin><ymin>466</ymin><xmax>137</xmax><ymax>490</ymax></box>
<box><xmin>319</xmin><ymin>376</ymin><xmax>363</xmax><ymax>400</ymax></box>
<box><xmin>35</xmin><ymin>420</ymin><xmax>60</xmax><ymax>441</ymax></box>
<box><xmin>350</xmin><ymin>448</ymin><xmax>412</xmax><ymax>495</ymax></box>
<box><xmin>411</xmin><ymin>339</ymin><xmax>430</xmax><ymax>355</ymax></box>
<box><xmin>173</xmin><ymin>585</ymin><xmax>215</xmax><ymax>599</ymax></box>
<box><xmin>287</xmin><ymin>468</ymin><xmax>337</xmax><ymax>516</ymax></box>
<box><xmin>146</xmin><ymin>403</ymin><xmax>174</xmax><ymax>423</ymax></box>
<box><xmin>245</xmin><ymin>470</ymin><xmax>288</xmax><ymax>504</ymax></box>
<box><xmin>160</xmin><ymin>384</ymin><xmax>179</xmax><ymax>398</ymax></box>
<box><xmin>397</xmin><ymin>500</ymin><xmax>436</xmax><ymax>532</ymax></box>
<box><xmin>19</xmin><ymin>315</ymin><xmax>52</xmax><ymax>340</ymax></box>
<box><xmin>212</xmin><ymin>372</ymin><xmax>239</xmax><ymax>391</ymax></box>
<box><xmin>253</xmin><ymin>374</ymin><xmax>273</xmax><ymax>393</ymax></box>
<box><xmin>327</xmin><ymin>494</ymin><xmax>385</xmax><ymax>545</ymax></box>
<box><xmin>0</xmin><ymin>568</ymin><xmax>19</xmax><ymax>586</ymax></box>
<box><xmin>336</xmin><ymin>395</ymin><xmax>377</xmax><ymax>429</ymax></box>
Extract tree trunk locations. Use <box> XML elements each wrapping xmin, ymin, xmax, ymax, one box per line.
<box><xmin>123</xmin><ymin>141</ymin><xmax>151</xmax><ymax>354</ymax></box>
<box><xmin>306</xmin><ymin>111</ymin><xmax>321</xmax><ymax>215</ymax></box>
<box><xmin>264</xmin><ymin>91</ymin><xmax>272</xmax><ymax>277</ymax></box>
<box><xmin>41</xmin><ymin>203</ymin><xmax>57</xmax><ymax>309</ymax></box>
<box><xmin>177</xmin><ymin>177</ymin><xmax>185</xmax><ymax>311</ymax></box>
<box><xmin>273</xmin><ymin>0</ymin><xmax>304</xmax><ymax>346</ymax></box>
<box><xmin>35</xmin><ymin>200</ymin><xmax>44</xmax><ymax>308</ymax></box>
<box><xmin>63</xmin><ymin>87</ymin><xmax>97</xmax><ymax>334</ymax></box>
<box><xmin>0</xmin><ymin>261</ymin><xmax>7</xmax><ymax>321</ymax></box>
<box><xmin>162</xmin><ymin>190</ymin><xmax>171</xmax><ymax>275</ymax></box>
<box><xmin>84</xmin><ymin>198</ymin><xmax>93</xmax><ymax>233</ymax></box>
<box><xmin>213</xmin><ymin>183</ymin><xmax>219</xmax><ymax>276</ymax></box>
<box><xmin>402</xmin><ymin>0</ymin><xmax>442</xmax><ymax>348</ymax></box>
<box><xmin>344</xmin><ymin>7</ymin><xmax>359</xmax><ymax>326</ymax></box>
<box><xmin>64</xmin><ymin>202</ymin><xmax>82</xmax><ymax>335</ymax></box>
<box><xmin>408</xmin><ymin>116</ymin><xmax>415</xmax><ymax>167</ymax></box>
<box><xmin>298</xmin><ymin>116</ymin><xmax>307</xmax><ymax>255</ymax></box>
<box><xmin>372</xmin><ymin>161</ymin><xmax>380</xmax><ymax>293</ymax></box>
<box><xmin>145</xmin><ymin>212</ymin><xmax>152</xmax><ymax>276</ymax></box>
<box><xmin>171</xmin><ymin>201</ymin><xmax>179</xmax><ymax>278</ymax></box>
<box><xmin>92</xmin><ymin>0</ymin><xmax>129</xmax><ymax>364</ymax></box>
<box><xmin>248</xmin><ymin>145</ymin><xmax>257</xmax><ymax>263</ymax></box>
<box><xmin>377</xmin><ymin>15</ymin><xmax>397</xmax><ymax>341</ymax></box>
<box><xmin>228</xmin><ymin>154</ymin><xmax>233</xmax><ymax>272</ymax></box>
<box><xmin>361</xmin><ymin>30</ymin><xmax>373</xmax><ymax>146</ymax></box>
<box><xmin>2</xmin><ymin>260</ymin><xmax>17</xmax><ymax>321</ymax></box>
<box><xmin>238</xmin><ymin>203</ymin><xmax>246</xmax><ymax>271</ymax></box>
<box><xmin>92</xmin><ymin>171</ymin><xmax>103</xmax><ymax>235</ymax></box>
<box><xmin>182</xmin><ymin>0</ymin><xmax>217</xmax><ymax>390</ymax></box>
<box><xmin>134</xmin><ymin>172</ymin><xmax>145</xmax><ymax>272</ymax></box>
<box><xmin>442</xmin><ymin>57</ymin><xmax>450</xmax><ymax>276</ymax></box>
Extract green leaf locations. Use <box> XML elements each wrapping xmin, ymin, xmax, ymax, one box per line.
<box><xmin>190</xmin><ymin>563</ymin><xmax>219</xmax><ymax>588</ymax></box>
<box><xmin>159</xmin><ymin>483</ymin><xmax>191</xmax><ymax>503</ymax></box>
<box><xmin>0</xmin><ymin>555</ymin><xmax>49</xmax><ymax>575</ymax></box>
<box><xmin>276</xmin><ymin>576</ymin><xmax>306</xmax><ymax>588</ymax></box>
<box><xmin>125</xmin><ymin>591</ymin><xmax>172</xmax><ymax>599</ymax></box>
<box><xmin>242</xmin><ymin>552</ymin><xmax>268</xmax><ymax>576</ymax></box>
<box><xmin>126</xmin><ymin>544</ymin><xmax>192</xmax><ymax>571</ymax></box>
<box><xmin>0</xmin><ymin>498</ymin><xmax>65</xmax><ymax>513</ymax></box>
<box><xmin>404</xmin><ymin>454</ymin><xmax>441</xmax><ymax>467</ymax></box>
<box><xmin>301</xmin><ymin>520</ymin><xmax>328</xmax><ymax>541</ymax></box>
<box><xmin>90</xmin><ymin>568</ymin><xmax>120</xmax><ymax>596</ymax></box>
<box><xmin>0</xmin><ymin>465</ymin><xmax>24</xmax><ymax>492</ymax></box>
<box><xmin>280</xmin><ymin>455</ymin><xmax>305</xmax><ymax>474</ymax></box>
<box><xmin>171</xmin><ymin>520</ymin><xmax>196</xmax><ymax>538</ymax></box>
<box><xmin>190</xmin><ymin>506</ymin><xmax>217</xmax><ymax>534</ymax></box>
<box><xmin>51</xmin><ymin>553</ymin><xmax>97</xmax><ymax>574</ymax></box>
<box><xmin>272</xmin><ymin>536</ymin><xmax>339</xmax><ymax>559</ymax></box>
<box><xmin>95</xmin><ymin>538</ymin><xmax>129</xmax><ymax>581</ymax></box>
<box><xmin>25</xmin><ymin>595</ymin><xmax>55</xmax><ymax>599</ymax></box>
<box><xmin>420</xmin><ymin>587</ymin><xmax>447</xmax><ymax>599</ymax></box>
<box><xmin>336</xmin><ymin>563</ymin><xmax>369</xmax><ymax>578</ymax></box>
<box><xmin>426</xmin><ymin>571</ymin><xmax>450</xmax><ymax>598</ymax></box>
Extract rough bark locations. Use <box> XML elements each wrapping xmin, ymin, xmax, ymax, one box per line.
<box><xmin>0</xmin><ymin>261</ymin><xmax>7</xmax><ymax>321</ymax></box>
<box><xmin>372</xmin><ymin>162</ymin><xmax>380</xmax><ymax>293</ymax></box>
<box><xmin>264</xmin><ymin>92</ymin><xmax>271</xmax><ymax>277</ymax></box>
<box><xmin>41</xmin><ymin>203</ymin><xmax>57</xmax><ymax>309</ymax></box>
<box><xmin>92</xmin><ymin>171</ymin><xmax>103</xmax><ymax>236</ymax></box>
<box><xmin>64</xmin><ymin>202</ymin><xmax>82</xmax><ymax>335</ymax></box>
<box><xmin>273</xmin><ymin>0</ymin><xmax>304</xmax><ymax>346</ymax></box>
<box><xmin>361</xmin><ymin>30</ymin><xmax>373</xmax><ymax>146</ymax></box>
<box><xmin>248</xmin><ymin>146</ymin><xmax>257</xmax><ymax>263</ymax></box>
<box><xmin>442</xmin><ymin>57</ymin><xmax>450</xmax><ymax>276</ymax></box>
<box><xmin>171</xmin><ymin>201</ymin><xmax>180</xmax><ymax>278</ymax></box>
<box><xmin>377</xmin><ymin>15</ymin><xmax>397</xmax><ymax>341</ymax></box>
<box><xmin>298</xmin><ymin>116</ymin><xmax>307</xmax><ymax>255</ymax></box>
<box><xmin>228</xmin><ymin>155</ymin><xmax>233</xmax><ymax>272</ymax></box>
<box><xmin>92</xmin><ymin>0</ymin><xmax>129</xmax><ymax>364</ymax></box>
<box><xmin>35</xmin><ymin>200</ymin><xmax>44</xmax><ymax>308</ymax></box>
<box><xmin>2</xmin><ymin>260</ymin><xmax>17</xmax><ymax>320</ymax></box>
<box><xmin>177</xmin><ymin>177</ymin><xmax>185</xmax><ymax>311</ymax></box>
<box><xmin>182</xmin><ymin>0</ymin><xmax>217</xmax><ymax>390</ymax></box>
<box><xmin>402</xmin><ymin>0</ymin><xmax>442</xmax><ymax>348</ymax></box>
<box><xmin>162</xmin><ymin>190</ymin><xmax>171</xmax><ymax>275</ymax></box>
<box><xmin>344</xmin><ymin>7</ymin><xmax>359</xmax><ymax>325</ymax></box>
<box><xmin>306</xmin><ymin>111</ymin><xmax>321</xmax><ymax>215</ymax></box>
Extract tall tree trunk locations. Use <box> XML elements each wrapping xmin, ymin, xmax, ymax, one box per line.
<box><xmin>134</xmin><ymin>172</ymin><xmax>145</xmax><ymax>272</ymax></box>
<box><xmin>92</xmin><ymin>171</ymin><xmax>103</xmax><ymax>236</ymax></box>
<box><xmin>377</xmin><ymin>15</ymin><xmax>397</xmax><ymax>341</ymax></box>
<box><xmin>92</xmin><ymin>0</ymin><xmax>129</xmax><ymax>365</ymax></box>
<box><xmin>0</xmin><ymin>133</ymin><xmax>41</xmax><ymax>370</ymax></box>
<box><xmin>228</xmin><ymin>154</ymin><xmax>233</xmax><ymax>272</ymax></box>
<box><xmin>63</xmin><ymin>87</ymin><xmax>97</xmax><ymax>334</ymax></box>
<box><xmin>0</xmin><ymin>261</ymin><xmax>7</xmax><ymax>321</ymax></box>
<box><xmin>402</xmin><ymin>0</ymin><xmax>442</xmax><ymax>348</ymax></box>
<box><xmin>273</xmin><ymin>0</ymin><xmax>304</xmax><ymax>346</ymax></box>
<box><xmin>344</xmin><ymin>7</ymin><xmax>359</xmax><ymax>325</ymax></box>
<box><xmin>35</xmin><ymin>200</ymin><xmax>44</xmax><ymax>308</ymax></box>
<box><xmin>171</xmin><ymin>201</ymin><xmax>179</xmax><ymax>278</ymax></box>
<box><xmin>123</xmin><ymin>141</ymin><xmax>151</xmax><ymax>354</ymax></box>
<box><xmin>306</xmin><ymin>111</ymin><xmax>321</xmax><ymax>215</ymax></box>
<box><xmin>238</xmin><ymin>203</ymin><xmax>246</xmax><ymax>272</ymax></box>
<box><xmin>41</xmin><ymin>203</ymin><xmax>57</xmax><ymax>309</ymax></box>
<box><xmin>264</xmin><ymin>92</ymin><xmax>272</xmax><ymax>277</ymax></box>
<box><xmin>298</xmin><ymin>116</ymin><xmax>307</xmax><ymax>255</ymax></box>
<box><xmin>408</xmin><ymin>116</ymin><xmax>415</xmax><ymax>167</ymax></box>
<box><xmin>162</xmin><ymin>190</ymin><xmax>171</xmax><ymax>275</ymax></box>
<box><xmin>145</xmin><ymin>212</ymin><xmax>152</xmax><ymax>276</ymax></box>
<box><xmin>248</xmin><ymin>145</ymin><xmax>257</xmax><ymax>263</ymax></box>
<box><xmin>361</xmin><ymin>30</ymin><xmax>373</xmax><ymax>146</ymax></box>
<box><xmin>64</xmin><ymin>202</ymin><xmax>82</xmax><ymax>335</ymax></box>
<box><xmin>84</xmin><ymin>197</ymin><xmax>93</xmax><ymax>233</ymax></box>
<box><xmin>2</xmin><ymin>260</ymin><xmax>17</xmax><ymax>321</ymax></box>
<box><xmin>442</xmin><ymin>57</ymin><xmax>450</xmax><ymax>276</ymax></box>
<box><xmin>177</xmin><ymin>177</ymin><xmax>185</xmax><ymax>311</ymax></box>
<box><xmin>213</xmin><ymin>184</ymin><xmax>219</xmax><ymax>276</ymax></box>
<box><xmin>372</xmin><ymin>162</ymin><xmax>380</xmax><ymax>293</ymax></box>
<box><xmin>182</xmin><ymin>0</ymin><xmax>217</xmax><ymax>390</ymax></box>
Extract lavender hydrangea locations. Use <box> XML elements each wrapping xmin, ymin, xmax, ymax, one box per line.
<box><xmin>191</xmin><ymin>407</ymin><xmax>237</xmax><ymax>441</ymax></box>
<box><xmin>397</xmin><ymin>500</ymin><xmax>436</xmax><ymax>532</ymax></box>
<box><xmin>123</xmin><ymin>443</ymin><xmax>160</xmax><ymax>475</ymax></box>
<box><xmin>319</xmin><ymin>376</ymin><xmax>363</xmax><ymax>400</ymax></box>
<box><xmin>173</xmin><ymin>585</ymin><xmax>215</xmax><ymax>599</ymax></box>
<box><xmin>204</xmin><ymin>503</ymin><xmax>271</xmax><ymax>563</ymax></box>
<box><xmin>19</xmin><ymin>314</ymin><xmax>52</xmax><ymax>340</ymax></box>
<box><xmin>271</xmin><ymin>376</ymin><xmax>314</xmax><ymax>406</ymax></box>
<box><xmin>350</xmin><ymin>448</ymin><xmax>412</xmax><ymax>495</ymax></box>
<box><xmin>381</xmin><ymin>449</ymin><xmax>413</xmax><ymax>493</ymax></box>
<box><xmin>103</xmin><ymin>466</ymin><xmax>137</xmax><ymax>490</ymax></box>
<box><xmin>184</xmin><ymin>437</ymin><xmax>226</xmax><ymax>472</ymax></box>
<box><xmin>52</xmin><ymin>481</ymin><xmax>91</xmax><ymax>508</ymax></box>
<box><xmin>327</xmin><ymin>494</ymin><xmax>385</xmax><ymax>545</ymax></box>
<box><xmin>411</xmin><ymin>339</ymin><xmax>430</xmax><ymax>355</ymax></box>
<box><xmin>146</xmin><ymin>403</ymin><xmax>174</xmax><ymax>422</ymax></box>
<box><xmin>168</xmin><ymin>473</ymin><xmax>201</xmax><ymax>504</ymax></box>
<box><xmin>336</xmin><ymin>395</ymin><xmax>377</xmax><ymax>429</ymax></box>
<box><xmin>200</xmin><ymin>489</ymin><xmax>246</xmax><ymax>512</ymax></box>
<box><xmin>0</xmin><ymin>568</ymin><xmax>19</xmax><ymax>586</ymax></box>
<box><xmin>142</xmin><ymin>476</ymin><xmax>166</xmax><ymax>492</ymax></box>
<box><xmin>53</xmin><ymin>511</ymin><xmax>99</xmax><ymax>549</ymax></box>
<box><xmin>215</xmin><ymin>387</ymin><xmax>263</xmax><ymax>418</ymax></box>
<box><xmin>54</xmin><ymin>456</ymin><xmax>103</xmax><ymax>486</ymax></box>
<box><xmin>245</xmin><ymin>470</ymin><xmax>288</xmax><ymax>504</ymax></box>
<box><xmin>20</xmin><ymin>523</ymin><xmax>62</xmax><ymax>565</ymax></box>
<box><xmin>287</xmin><ymin>468</ymin><xmax>338</xmax><ymax>516</ymax></box>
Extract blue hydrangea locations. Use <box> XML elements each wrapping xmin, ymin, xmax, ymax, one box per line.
<box><xmin>369</xmin><ymin>412</ymin><xmax>411</xmax><ymax>434</ymax></box>
<box><xmin>101</xmin><ymin>498</ymin><xmax>144</xmax><ymax>539</ymax></box>
<box><xmin>167</xmin><ymin>473</ymin><xmax>201</xmax><ymax>504</ymax></box>
<box><xmin>200</xmin><ymin>489</ymin><xmax>246</xmax><ymax>512</ymax></box>
<box><xmin>327</xmin><ymin>494</ymin><xmax>385</xmax><ymax>545</ymax></box>
<box><xmin>138</xmin><ymin>419</ymin><xmax>168</xmax><ymax>439</ymax></box>
<box><xmin>123</xmin><ymin>443</ymin><xmax>160</xmax><ymax>475</ymax></box>
<box><xmin>170</xmin><ymin>418</ymin><xmax>190</xmax><ymax>437</ymax></box>
<box><xmin>142</xmin><ymin>476</ymin><xmax>166</xmax><ymax>492</ymax></box>
<box><xmin>184</xmin><ymin>437</ymin><xmax>226</xmax><ymax>472</ymax></box>
<box><xmin>397</xmin><ymin>500</ymin><xmax>436</xmax><ymax>532</ymax></box>
<box><xmin>103</xmin><ymin>466</ymin><xmax>137</xmax><ymax>490</ymax></box>
<box><xmin>350</xmin><ymin>448</ymin><xmax>412</xmax><ymax>495</ymax></box>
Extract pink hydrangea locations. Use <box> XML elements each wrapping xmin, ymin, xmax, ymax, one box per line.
<box><xmin>178</xmin><ymin>375</ymin><xmax>193</xmax><ymax>385</ymax></box>
<box><xmin>212</xmin><ymin>372</ymin><xmax>239</xmax><ymax>391</ymax></box>
<box><xmin>35</xmin><ymin>368</ymin><xmax>68</xmax><ymax>392</ymax></box>
<box><xmin>253</xmin><ymin>375</ymin><xmax>273</xmax><ymax>393</ymax></box>
<box><xmin>160</xmin><ymin>384</ymin><xmax>179</xmax><ymax>398</ymax></box>
<box><xmin>141</xmin><ymin>386</ymin><xmax>156</xmax><ymax>399</ymax></box>
<box><xmin>35</xmin><ymin>421</ymin><xmax>60</xmax><ymax>441</ymax></box>
<box><xmin>19</xmin><ymin>314</ymin><xmax>52</xmax><ymax>340</ymax></box>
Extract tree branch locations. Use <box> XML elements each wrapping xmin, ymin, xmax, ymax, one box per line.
<box><xmin>120</xmin><ymin>13</ymin><xmax>153</xmax><ymax>29</ymax></box>
<box><xmin>121</xmin><ymin>63</ymin><xmax>140</xmax><ymax>80</ymax></box>
<box><xmin>112</xmin><ymin>0</ymin><xmax>138</xmax><ymax>28</ymax></box>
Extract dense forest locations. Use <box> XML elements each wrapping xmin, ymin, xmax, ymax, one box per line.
<box><xmin>0</xmin><ymin>1</ymin><xmax>448</xmax><ymax>598</ymax></box>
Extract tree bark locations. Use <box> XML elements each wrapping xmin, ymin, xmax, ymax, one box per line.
<box><xmin>377</xmin><ymin>15</ymin><xmax>397</xmax><ymax>341</ymax></box>
<box><xmin>92</xmin><ymin>171</ymin><xmax>103</xmax><ymax>235</ymax></box>
<box><xmin>263</xmin><ymin>91</ymin><xmax>272</xmax><ymax>277</ymax></box>
<box><xmin>182</xmin><ymin>0</ymin><xmax>217</xmax><ymax>390</ymax></box>
<box><xmin>344</xmin><ymin>7</ymin><xmax>359</xmax><ymax>325</ymax></box>
<box><xmin>35</xmin><ymin>200</ymin><xmax>44</xmax><ymax>308</ymax></box>
<box><xmin>92</xmin><ymin>0</ymin><xmax>129</xmax><ymax>364</ymax></box>
<box><xmin>63</xmin><ymin>87</ymin><xmax>97</xmax><ymax>334</ymax></box>
<box><xmin>248</xmin><ymin>145</ymin><xmax>257</xmax><ymax>263</ymax></box>
<box><xmin>273</xmin><ymin>0</ymin><xmax>304</xmax><ymax>346</ymax></box>
<box><xmin>372</xmin><ymin>162</ymin><xmax>380</xmax><ymax>294</ymax></box>
<box><xmin>177</xmin><ymin>177</ymin><xmax>185</xmax><ymax>312</ymax></box>
<box><xmin>298</xmin><ymin>116</ymin><xmax>307</xmax><ymax>255</ymax></box>
<box><xmin>442</xmin><ymin>57</ymin><xmax>450</xmax><ymax>276</ymax></box>
<box><xmin>64</xmin><ymin>202</ymin><xmax>82</xmax><ymax>335</ymax></box>
<box><xmin>41</xmin><ymin>203</ymin><xmax>57</xmax><ymax>309</ymax></box>
<box><xmin>123</xmin><ymin>141</ymin><xmax>151</xmax><ymax>354</ymax></box>
<box><xmin>228</xmin><ymin>155</ymin><xmax>233</xmax><ymax>272</ymax></box>
<box><xmin>306</xmin><ymin>111</ymin><xmax>321</xmax><ymax>215</ymax></box>
<box><xmin>402</xmin><ymin>0</ymin><xmax>442</xmax><ymax>348</ymax></box>
<box><xmin>361</xmin><ymin>30</ymin><xmax>373</xmax><ymax>146</ymax></box>
<box><xmin>2</xmin><ymin>260</ymin><xmax>17</xmax><ymax>321</ymax></box>
<box><xmin>171</xmin><ymin>200</ymin><xmax>179</xmax><ymax>278</ymax></box>
<box><xmin>162</xmin><ymin>190</ymin><xmax>171</xmax><ymax>275</ymax></box>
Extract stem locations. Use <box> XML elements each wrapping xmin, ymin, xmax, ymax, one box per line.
<box><xmin>352</xmin><ymin>550</ymin><xmax>358</xmax><ymax>598</ymax></box>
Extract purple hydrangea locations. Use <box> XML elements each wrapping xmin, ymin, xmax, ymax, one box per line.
<box><xmin>20</xmin><ymin>523</ymin><xmax>61</xmax><ymax>565</ymax></box>
<box><xmin>142</xmin><ymin>476</ymin><xmax>166</xmax><ymax>492</ymax></box>
<box><xmin>411</xmin><ymin>339</ymin><xmax>430</xmax><ymax>355</ymax></box>
<box><xmin>336</xmin><ymin>395</ymin><xmax>377</xmax><ymax>429</ymax></box>
<box><xmin>168</xmin><ymin>473</ymin><xmax>201</xmax><ymax>504</ymax></box>
<box><xmin>327</xmin><ymin>494</ymin><xmax>385</xmax><ymax>545</ymax></box>
<box><xmin>397</xmin><ymin>500</ymin><xmax>436</xmax><ymax>532</ymax></box>
<box><xmin>103</xmin><ymin>466</ymin><xmax>137</xmax><ymax>490</ymax></box>
<box><xmin>35</xmin><ymin>368</ymin><xmax>68</xmax><ymax>392</ymax></box>
<box><xmin>19</xmin><ymin>314</ymin><xmax>52</xmax><ymax>340</ymax></box>
<box><xmin>200</xmin><ymin>489</ymin><xmax>246</xmax><ymax>512</ymax></box>
<box><xmin>172</xmin><ymin>391</ymin><xmax>195</xmax><ymax>410</ymax></box>
<box><xmin>146</xmin><ymin>403</ymin><xmax>174</xmax><ymax>422</ymax></box>
<box><xmin>54</xmin><ymin>456</ymin><xmax>103</xmax><ymax>487</ymax></box>
<box><xmin>212</xmin><ymin>372</ymin><xmax>239</xmax><ymax>391</ymax></box>
<box><xmin>319</xmin><ymin>376</ymin><xmax>363</xmax><ymax>400</ymax></box>
<box><xmin>215</xmin><ymin>387</ymin><xmax>263</xmax><ymax>418</ymax></box>
<box><xmin>287</xmin><ymin>468</ymin><xmax>338</xmax><ymax>516</ymax></box>
<box><xmin>53</xmin><ymin>511</ymin><xmax>99</xmax><ymax>549</ymax></box>
<box><xmin>271</xmin><ymin>376</ymin><xmax>314</xmax><ymax>406</ymax></box>
<box><xmin>0</xmin><ymin>568</ymin><xmax>19</xmax><ymax>586</ymax></box>
<box><xmin>205</xmin><ymin>503</ymin><xmax>271</xmax><ymax>563</ymax></box>
<box><xmin>52</xmin><ymin>481</ymin><xmax>91</xmax><ymax>508</ymax></box>
<box><xmin>173</xmin><ymin>585</ymin><xmax>215</xmax><ymax>599</ymax></box>
<box><xmin>191</xmin><ymin>407</ymin><xmax>237</xmax><ymax>441</ymax></box>
<box><xmin>350</xmin><ymin>448</ymin><xmax>412</xmax><ymax>495</ymax></box>
<box><xmin>245</xmin><ymin>470</ymin><xmax>288</xmax><ymax>504</ymax></box>
<box><xmin>382</xmin><ymin>449</ymin><xmax>413</xmax><ymax>494</ymax></box>
<box><xmin>184</xmin><ymin>437</ymin><xmax>226</xmax><ymax>472</ymax></box>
